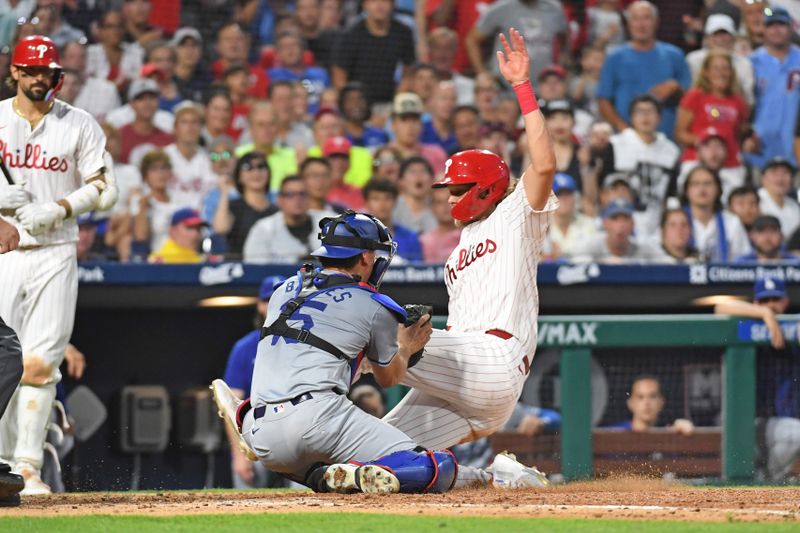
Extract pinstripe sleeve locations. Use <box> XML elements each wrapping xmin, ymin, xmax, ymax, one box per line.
<box><xmin>498</xmin><ymin>175</ymin><xmax>559</xmax><ymax>241</ymax></box>
<box><xmin>75</xmin><ymin>111</ymin><xmax>107</xmax><ymax>180</ymax></box>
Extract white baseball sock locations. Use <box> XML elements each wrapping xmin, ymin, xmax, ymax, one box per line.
<box><xmin>13</xmin><ymin>384</ymin><xmax>56</xmax><ymax>472</ymax></box>
<box><xmin>453</xmin><ymin>465</ymin><xmax>492</xmax><ymax>489</ymax></box>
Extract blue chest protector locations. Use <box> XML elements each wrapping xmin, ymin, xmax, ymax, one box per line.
<box><xmin>260</xmin><ymin>266</ymin><xmax>407</xmax><ymax>360</ymax></box>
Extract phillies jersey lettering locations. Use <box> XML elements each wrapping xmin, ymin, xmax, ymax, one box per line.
<box><xmin>0</xmin><ymin>140</ymin><xmax>69</xmax><ymax>172</ymax></box>
<box><xmin>0</xmin><ymin>98</ymin><xmax>106</xmax><ymax>247</ymax></box>
<box><xmin>444</xmin><ymin>179</ymin><xmax>558</xmax><ymax>353</ymax></box>
<box><xmin>445</xmin><ymin>238</ymin><xmax>497</xmax><ymax>284</ymax></box>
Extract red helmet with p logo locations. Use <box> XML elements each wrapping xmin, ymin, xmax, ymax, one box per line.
<box><xmin>433</xmin><ymin>149</ymin><xmax>510</xmax><ymax>223</ymax></box>
<box><xmin>12</xmin><ymin>35</ymin><xmax>61</xmax><ymax>69</ymax></box>
<box><xmin>12</xmin><ymin>35</ymin><xmax>64</xmax><ymax>101</ymax></box>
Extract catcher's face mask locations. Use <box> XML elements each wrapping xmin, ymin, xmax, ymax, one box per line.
<box><xmin>313</xmin><ymin>211</ymin><xmax>397</xmax><ymax>289</ymax></box>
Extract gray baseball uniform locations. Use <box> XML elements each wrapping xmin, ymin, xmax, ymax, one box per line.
<box><xmin>243</xmin><ymin>271</ymin><xmax>417</xmax><ymax>481</ymax></box>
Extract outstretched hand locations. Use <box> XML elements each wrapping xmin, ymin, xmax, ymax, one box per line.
<box><xmin>497</xmin><ymin>28</ymin><xmax>530</xmax><ymax>86</ymax></box>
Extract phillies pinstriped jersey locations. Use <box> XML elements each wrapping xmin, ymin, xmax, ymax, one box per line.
<box><xmin>443</xmin><ymin>180</ymin><xmax>558</xmax><ymax>352</ymax></box>
<box><xmin>0</xmin><ymin>98</ymin><xmax>106</xmax><ymax>247</ymax></box>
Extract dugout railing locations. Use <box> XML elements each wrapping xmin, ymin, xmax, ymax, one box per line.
<box><xmin>395</xmin><ymin>315</ymin><xmax>788</xmax><ymax>482</ymax></box>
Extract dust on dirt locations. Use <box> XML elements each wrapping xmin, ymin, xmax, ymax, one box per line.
<box><xmin>5</xmin><ymin>477</ymin><xmax>800</xmax><ymax>523</ymax></box>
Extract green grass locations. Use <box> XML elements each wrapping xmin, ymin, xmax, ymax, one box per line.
<box><xmin>2</xmin><ymin>513</ymin><xmax>797</xmax><ymax>533</ymax></box>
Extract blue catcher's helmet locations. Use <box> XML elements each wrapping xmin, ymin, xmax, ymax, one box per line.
<box><xmin>312</xmin><ymin>210</ymin><xmax>397</xmax><ymax>287</ymax></box>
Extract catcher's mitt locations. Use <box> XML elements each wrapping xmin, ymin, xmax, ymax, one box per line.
<box><xmin>403</xmin><ymin>304</ymin><xmax>432</xmax><ymax>368</ymax></box>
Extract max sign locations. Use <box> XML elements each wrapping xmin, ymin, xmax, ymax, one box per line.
<box><xmin>538</xmin><ymin>322</ymin><xmax>599</xmax><ymax>346</ymax></box>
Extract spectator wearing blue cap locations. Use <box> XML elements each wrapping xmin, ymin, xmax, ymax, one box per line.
<box><xmin>148</xmin><ymin>208</ymin><xmax>208</xmax><ymax>264</ymax></box>
<box><xmin>76</xmin><ymin>213</ymin><xmax>115</xmax><ymax>263</ymax></box>
<box><xmin>748</xmin><ymin>6</ymin><xmax>800</xmax><ymax>169</ymax></box>
<box><xmin>573</xmin><ymin>197</ymin><xmax>666</xmax><ymax>263</ymax></box>
<box><xmin>221</xmin><ymin>275</ymin><xmax>289</xmax><ymax>489</ymax></box>
<box><xmin>549</xmin><ymin>173</ymin><xmax>597</xmax><ymax>259</ymax></box>
<box><xmin>714</xmin><ymin>276</ymin><xmax>800</xmax><ymax>481</ymax></box>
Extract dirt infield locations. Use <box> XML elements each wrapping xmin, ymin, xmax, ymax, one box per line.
<box><xmin>5</xmin><ymin>479</ymin><xmax>800</xmax><ymax>523</ymax></box>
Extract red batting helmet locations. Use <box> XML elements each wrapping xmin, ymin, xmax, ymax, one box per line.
<box><xmin>12</xmin><ymin>35</ymin><xmax>61</xmax><ymax>69</ymax></box>
<box><xmin>433</xmin><ymin>149</ymin><xmax>510</xmax><ymax>223</ymax></box>
<box><xmin>12</xmin><ymin>35</ymin><xmax>64</xmax><ymax>101</ymax></box>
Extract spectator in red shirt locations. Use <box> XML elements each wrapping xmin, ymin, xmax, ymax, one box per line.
<box><xmin>323</xmin><ymin>136</ymin><xmax>365</xmax><ymax>211</ymax></box>
<box><xmin>676</xmin><ymin>51</ymin><xmax>748</xmax><ymax>171</ymax></box>
<box><xmin>211</xmin><ymin>22</ymin><xmax>269</xmax><ymax>99</ymax></box>
<box><xmin>119</xmin><ymin>79</ymin><xmax>174</xmax><ymax>166</ymax></box>
<box><xmin>223</xmin><ymin>65</ymin><xmax>254</xmax><ymax>142</ymax></box>
<box><xmin>676</xmin><ymin>51</ymin><xmax>749</xmax><ymax>196</ymax></box>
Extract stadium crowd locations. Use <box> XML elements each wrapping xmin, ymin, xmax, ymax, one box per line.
<box><xmin>4</xmin><ymin>0</ymin><xmax>800</xmax><ymax>265</ymax></box>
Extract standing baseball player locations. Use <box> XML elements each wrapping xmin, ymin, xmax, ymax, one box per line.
<box><xmin>382</xmin><ymin>28</ymin><xmax>558</xmax><ymax>483</ymax></box>
<box><xmin>212</xmin><ymin>211</ymin><xmax>468</xmax><ymax>494</ymax></box>
<box><xmin>0</xmin><ymin>35</ymin><xmax>117</xmax><ymax>495</ymax></box>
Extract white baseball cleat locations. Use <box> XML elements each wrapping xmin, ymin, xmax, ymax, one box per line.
<box><xmin>210</xmin><ymin>379</ymin><xmax>258</xmax><ymax>461</ymax></box>
<box><xmin>323</xmin><ymin>464</ymin><xmax>400</xmax><ymax>494</ymax></box>
<box><xmin>490</xmin><ymin>452</ymin><xmax>549</xmax><ymax>489</ymax></box>
<box><xmin>15</xmin><ymin>463</ymin><xmax>51</xmax><ymax>496</ymax></box>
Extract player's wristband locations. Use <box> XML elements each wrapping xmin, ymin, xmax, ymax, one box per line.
<box><xmin>513</xmin><ymin>80</ymin><xmax>538</xmax><ymax>115</ymax></box>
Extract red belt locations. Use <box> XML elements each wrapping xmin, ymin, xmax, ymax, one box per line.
<box><xmin>486</xmin><ymin>329</ymin><xmax>512</xmax><ymax>340</ymax></box>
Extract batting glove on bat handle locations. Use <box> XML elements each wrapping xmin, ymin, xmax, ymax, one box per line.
<box><xmin>0</xmin><ymin>184</ymin><xmax>31</xmax><ymax>210</ymax></box>
<box><xmin>15</xmin><ymin>202</ymin><xmax>67</xmax><ymax>236</ymax></box>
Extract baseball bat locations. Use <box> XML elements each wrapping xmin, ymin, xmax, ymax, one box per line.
<box><xmin>0</xmin><ymin>156</ymin><xmax>14</xmax><ymax>185</ymax></box>
<box><xmin>0</xmin><ymin>156</ymin><xmax>17</xmax><ymax>216</ymax></box>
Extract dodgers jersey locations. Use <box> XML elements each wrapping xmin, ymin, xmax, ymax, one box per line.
<box><xmin>0</xmin><ymin>98</ymin><xmax>106</xmax><ymax>247</ymax></box>
<box><xmin>443</xmin><ymin>178</ymin><xmax>558</xmax><ymax>352</ymax></box>
<box><xmin>250</xmin><ymin>272</ymin><xmax>402</xmax><ymax>404</ymax></box>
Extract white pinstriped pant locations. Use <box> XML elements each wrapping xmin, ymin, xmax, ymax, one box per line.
<box><xmin>0</xmin><ymin>243</ymin><xmax>78</xmax><ymax>384</ymax></box>
<box><xmin>383</xmin><ymin>329</ymin><xmax>531</xmax><ymax>450</ymax></box>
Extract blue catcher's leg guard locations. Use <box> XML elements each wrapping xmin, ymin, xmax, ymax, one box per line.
<box><xmin>361</xmin><ymin>449</ymin><xmax>458</xmax><ymax>493</ymax></box>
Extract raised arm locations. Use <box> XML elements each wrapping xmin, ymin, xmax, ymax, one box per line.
<box><xmin>497</xmin><ymin>28</ymin><xmax>556</xmax><ymax>210</ymax></box>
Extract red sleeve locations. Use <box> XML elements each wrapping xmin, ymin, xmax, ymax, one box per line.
<box><xmin>247</xmin><ymin>67</ymin><xmax>269</xmax><ymax>99</ymax></box>
<box><xmin>679</xmin><ymin>88</ymin><xmax>702</xmax><ymax>112</ymax></box>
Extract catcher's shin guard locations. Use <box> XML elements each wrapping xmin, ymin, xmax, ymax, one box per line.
<box><xmin>362</xmin><ymin>449</ymin><xmax>458</xmax><ymax>493</ymax></box>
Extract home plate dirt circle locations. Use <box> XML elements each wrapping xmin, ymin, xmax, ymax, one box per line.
<box><xmin>6</xmin><ymin>479</ymin><xmax>800</xmax><ymax>523</ymax></box>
